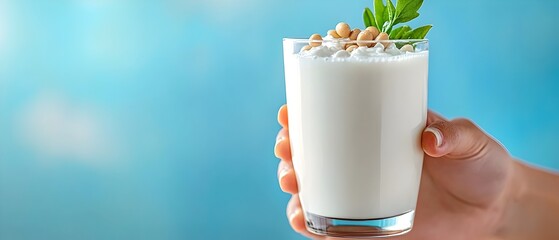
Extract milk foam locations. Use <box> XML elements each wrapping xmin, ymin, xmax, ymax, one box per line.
<box><xmin>299</xmin><ymin>41</ymin><xmax>426</xmax><ymax>62</ymax></box>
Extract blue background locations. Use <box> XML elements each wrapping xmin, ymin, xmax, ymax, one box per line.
<box><xmin>0</xmin><ymin>0</ymin><xmax>558</xmax><ymax>239</ymax></box>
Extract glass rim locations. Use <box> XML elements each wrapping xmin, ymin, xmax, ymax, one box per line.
<box><xmin>283</xmin><ymin>38</ymin><xmax>428</xmax><ymax>44</ymax></box>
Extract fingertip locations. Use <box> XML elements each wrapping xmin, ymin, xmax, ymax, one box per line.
<box><xmin>274</xmin><ymin>138</ymin><xmax>292</xmax><ymax>161</ymax></box>
<box><xmin>279</xmin><ymin>168</ymin><xmax>298</xmax><ymax>194</ymax></box>
<box><xmin>278</xmin><ymin>105</ymin><xmax>289</xmax><ymax>128</ymax></box>
<box><xmin>286</xmin><ymin>196</ymin><xmax>318</xmax><ymax>238</ymax></box>
<box><xmin>289</xmin><ymin>208</ymin><xmax>306</xmax><ymax>233</ymax></box>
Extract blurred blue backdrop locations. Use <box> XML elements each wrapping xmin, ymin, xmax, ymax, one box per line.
<box><xmin>0</xmin><ymin>0</ymin><xmax>558</xmax><ymax>239</ymax></box>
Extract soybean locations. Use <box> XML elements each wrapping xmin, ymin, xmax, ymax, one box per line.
<box><xmin>335</xmin><ymin>22</ymin><xmax>351</xmax><ymax>38</ymax></box>
<box><xmin>357</xmin><ymin>30</ymin><xmax>374</xmax><ymax>47</ymax></box>
<box><xmin>302</xmin><ymin>45</ymin><xmax>313</xmax><ymax>51</ymax></box>
<box><xmin>328</xmin><ymin>30</ymin><xmax>341</xmax><ymax>38</ymax></box>
<box><xmin>400</xmin><ymin>44</ymin><xmax>414</xmax><ymax>52</ymax></box>
<box><xmin>346</xmin><ymin>45</ymin><xmax>358</xmax><ymax>52</ymax></box>
<box><xmin>365</xmin><ymin>26</ymin><xmax>380</xmax><ymax>39</ymax></box>
<box><xmin>375</xmin><ymin>32</ymin><xmax>390</xmax><ymax>48</ymax></box>
<box><xmin>309</xmin><ymin>34</ymin><xmax>322</xmax><ymax>47</ymax></box>
<box><xmin>349</xmin><ymin>28</ymin><xmax>361</xmax><ymax>41</ymax></box>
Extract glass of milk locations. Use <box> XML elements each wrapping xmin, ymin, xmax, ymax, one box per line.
<box><xmin>282</xmin><ymin>38</ymin><xmax>429</xmax><ymax>238</ymax></box>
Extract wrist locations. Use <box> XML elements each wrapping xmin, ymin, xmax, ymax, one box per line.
<box><xmin>497</xmin><ymin>160</ymin><xmax>559</xmax><ymax>239</ymax></box>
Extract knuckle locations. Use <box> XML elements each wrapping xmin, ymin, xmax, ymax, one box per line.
<box><xmin>431</xmin><ymin>120</ymin><xmax>452</xmax><ymax>133</ymax></box>
<box><xmin>452</xmin><ymin>117</ymin><xmax>474</xmax><ymax>126</ymax></box>
<box><xmin>452</xmin><ymin>118</ymin><xmax>481</xmax><ymax>132</ymax></box>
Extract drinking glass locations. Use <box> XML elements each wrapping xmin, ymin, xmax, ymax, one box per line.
<box><xmin>282</xmin><ymin>38</ymin><xmax>429</xmax><ymax>238</ymax></box>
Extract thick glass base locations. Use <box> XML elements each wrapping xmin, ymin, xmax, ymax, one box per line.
<box><xmin>305</xmin><ymin>210</ymin><xmax>414</xmax><ymax>238</ymax></box>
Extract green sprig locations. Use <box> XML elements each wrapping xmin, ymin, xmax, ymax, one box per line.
<box><xmin>363</xmin><ymin>0</ymin><xmax>432</xmax><ymax>39</ymax></box>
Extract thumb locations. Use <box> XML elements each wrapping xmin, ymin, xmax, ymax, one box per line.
<box><xmin>421</xmin><ymin>118</ymin><xmax>493</xmax><ymax>160</ymax></box>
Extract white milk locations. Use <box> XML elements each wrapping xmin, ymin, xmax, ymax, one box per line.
<box><xmin>283</xmin><ymin>44</ymin><xmax>428</xmax><ymax>219</ymax></box>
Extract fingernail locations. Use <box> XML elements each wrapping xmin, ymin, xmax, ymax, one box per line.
<box><xmin>276</xmin><ymin>135</ymin><xmax>285</xmax><ymax>145</ymax></box>
<box><xmin>425</xmin><ymin>126</ymin><xmax>443</xmax><ymax>147</ymax></box>
<box><xmin>279</xmin><ymin>166</ymin><xmax>290</xmax><ymax>179</ymax></box>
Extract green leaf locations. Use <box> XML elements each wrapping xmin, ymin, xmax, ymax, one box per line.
<box><xmin>389</xmin><ymin>25</ymin><xmax>405</xmax><ymax>39</ymax></box>
<box><xmin>407</xmin><ymin>25</ymin><xmax>432</xmax><ymax>39</ymax></box>
<box><xmin>383</xmin><ymin>5</ymin><xmax>390</xmax><ymax>26</ymax></box>
<box><xmin>390</xmin><ymin>25</ymin><xmax>412</xmax><ymax>39</ymax></box>
<box><xmin>363</xmin><ymin>7</ymin><xmax>377</xmax><ymax>28</ymax></box>
<box><xmin>387</xmin><ymin>0</ymin><xmax>396</xmax><ymax>21</ymax></box>
<box><xmin>385</xmin><ymin>0</ymin><xmax>396</xmax><ymax>32</ymax></box>
<box><xmin>394</xmin><ymin>0</ymin><xmax>423</xmax><ymax>24</ymax></box>
<box><xmin>402</xmin><ymin>29</ymin><xmax>413</xmax><ymax>39</ymax></box>
<box><xmin>397</xmin><ymin>12</ymin><xmax>420</xmax><ymax>23</ymax></box>
<box><xmin>374</xmin><ymin>0</ymin><xmax>386</xmax><ymax>31</ymax></box>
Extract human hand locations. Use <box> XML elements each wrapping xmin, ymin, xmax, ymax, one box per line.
<box><xmin>274</xmin><ymin>104</ymin><xmax>520</xmax><ymax>240</ymax></box>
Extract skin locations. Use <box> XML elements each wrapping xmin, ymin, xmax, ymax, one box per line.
<box><xmin>274</xmin><ymin>105</ymin><xmax>559</xmax><ymax>240</ymax></box>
